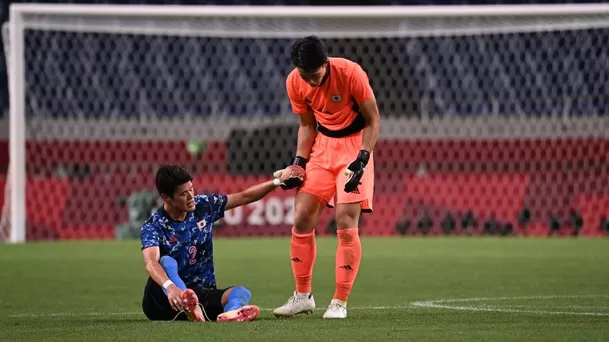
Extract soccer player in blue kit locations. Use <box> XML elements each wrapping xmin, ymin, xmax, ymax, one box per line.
<box><xmin>140</xmin><ymin>164</ymin><xmax>292</xmax><ymax>323</ymax></box>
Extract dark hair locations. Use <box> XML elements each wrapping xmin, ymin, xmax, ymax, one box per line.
<box><xmin>155</xmin><ymin>164</ymin><xmax>193</xmax><ymax>197</ymax></box>
<box><xmin>290</xmin><ymin>35</ymin><xmax>328</xmax><ymax>72</ymax></box>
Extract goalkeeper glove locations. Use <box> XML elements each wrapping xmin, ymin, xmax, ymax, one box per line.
<box><xmin>273</xmin><ymin>156</ymin><xmax>308</xmax><ymax>190</ymax></box>
<box><xmin>344</xmin><ymin>150</ymin><xmax>370</xmax><ymax>193</ymax></box>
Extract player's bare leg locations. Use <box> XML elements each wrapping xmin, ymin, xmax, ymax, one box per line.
<box><xmin>274</xmin><ymin>192</ymin><xmax>325</xmax><ymax>317</ymax></box>
<box><xmin>323</xmin><ymin>202</ymin><xmax>362</xmax><ymax>319</ymax></box>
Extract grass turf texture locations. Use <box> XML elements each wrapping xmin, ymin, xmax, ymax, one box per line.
<box><xmin>1</xmin><ymin>237</ymin><xmax>608</xmax><ymax>341</ymax></box>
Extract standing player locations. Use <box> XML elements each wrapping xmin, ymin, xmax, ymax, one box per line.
<box><xmin>273</xmin><ymin>36</ymin><xmax>381</xmax><ymax>319</ymax></box>
<box><xmin>141</xmin><ymin>164</ymin><xmax>291</xmax><ymax>322</ymax></box>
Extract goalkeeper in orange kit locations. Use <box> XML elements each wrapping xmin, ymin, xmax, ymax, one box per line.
<box><xmin>272</xmin><ymin>36</ymin><xmax>381</xmax><ymax>319</ymax></box>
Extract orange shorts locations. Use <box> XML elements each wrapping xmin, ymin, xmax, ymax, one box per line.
<box><xmin>298</xmin><ymin>131</ymin><xmax>374</xmax><ymax>212</ymax></box>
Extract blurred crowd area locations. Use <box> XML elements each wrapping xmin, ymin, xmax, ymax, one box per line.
<box><xmin>1</xmin><ymin>0</ymin><xmax>608</xmax><ymax>240</ymax></box>
<box><xmin>0</xmin><ymin>0</ymin><xmax>604</xmax><ymax>118</ymax></box>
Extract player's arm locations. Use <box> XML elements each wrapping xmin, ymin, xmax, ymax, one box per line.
<box><xmin>295</xmin><ymin>109</ymin><xmax>317</xmax><ymax>159</ymax></box>
<box><xmin>272</xmin><ymin>109</ymin><xmax>316</xmax><ymax>191</ymax></box>
<box><xmin>351</xmin><ymin>64</ymin><xmax>380</xmax><ymax>153</ymax></box>
<box><xmin>141</xmin><ymin>224</ymin><xmax>184</xmax><ymax>311</ymax></box>
<box><xmin>358</xmin><ymin>98</ymin><xmax>380</xmax><ymax>153</ymax></box>
<box><xmin>142</xmin><ymin>246</ymin><xmax>171</xmax><ymax>287</ymax></box>
<box><xmin>344</xmin><ymin>64</ymin><xmax>381</xmax><ymax>193</ymax></box>
<box><xmin>225</xmin><ymin>180</ymin><xmax>279</xmax><ymax>211</ymax></box>
<box><xmin>277</xmin><ymin>76</ymin><xmax>316</xmax><ymax>190</ymax></box>
<box><xmin>141</xmin><ymin>246</ymin><xmax>184</xmax><ymax>311</ymax></box>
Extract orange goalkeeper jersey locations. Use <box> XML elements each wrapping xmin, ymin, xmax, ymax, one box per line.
<box><xmin>286</xmin><ymin>57</ymin><xmax>374</xmax><ymax>131</ymax></box>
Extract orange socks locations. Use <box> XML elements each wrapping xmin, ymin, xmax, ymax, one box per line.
<box><xmin>290</xmin><ymin>227</ymin><xmax>361</xmax><ymax>301</ymax></box>
<box><xmin>290</xmin><ymin>228</ymin><xmax>316</xmax><ymax>294</ymax></box>
<box><xmin>333</xmin><ymin>228</ymin><xmax>362</xmax><ymax>302</ymax></box>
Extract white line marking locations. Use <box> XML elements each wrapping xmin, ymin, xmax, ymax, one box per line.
<box><xmin>5</xmin><ymin>306</ymin><xmax>412</xmax><ymax>318</ymax></box>
<box><xmin>413</xmin><ymin>294</ymin><xmax>609</xmax><ymax>303</ymax></box>
<box><xmin>6</xmin><ymin>295</ymin><xmax>609</xmax><ymax>318</ymax></box>
<box><xmin>492</xmin><ymin>305</ymin><xmax>609</xmax><ymax>310</ymax></box>
<box><xmin>410</xmin><ymin>294</ymin><xmax>609</xmax><ymax>317</ymax></box>
<box><xmin>7</xmin><ymin>312</ymin><xmax>143</xmax><ymax>318</ymax></box>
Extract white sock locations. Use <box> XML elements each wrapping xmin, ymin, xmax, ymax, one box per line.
<box><xmin>296</xmin><ymin>292</ymin><xmax>310</xmax><ymax>298</ymax></box>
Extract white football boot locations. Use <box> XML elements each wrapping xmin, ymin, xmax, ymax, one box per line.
<box><xmin>322</xmin><ymin>299</ymin><xmax>348</xmax><ymax>319</ymax></box>
<box><xmin>273</xmin><ymin>291</ymin><xmax>316</xmax><ymax>317</ymax></box>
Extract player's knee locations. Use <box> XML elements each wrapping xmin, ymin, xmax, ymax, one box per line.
<box><xmin>293</xmin><ymin>194</ymin><xmax>323</xmax><ymax>234</ymax></box>
<box><xmin>335</xmin><ymin>207</ymin><xmax>361</xmax><ymax>229</ymax></box>
<box><xmin>159</xmin><ymin>255</ymin><xmax>177</xmax><ymax>270</ymax></box>
<box><xmin>335</xmin><ymin>216</ymin><xmax>358</xmax><ymax>230</ymax></box>
<box><xmin>232</xmin><ymin>286</ymin><xmax>251</xmax><ymax>300</ymax></box>
<box><xmin>293</xmin><ymin>212</ymin><xmax>316</xmax><ymax>234</ymax></box>
<box><xmin>223</xmin><ymin>286</ymin><xmax>252</xmax><ymax>307</ymax></box>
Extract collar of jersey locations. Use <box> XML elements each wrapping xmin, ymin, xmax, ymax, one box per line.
<box><xmin>158</xmin><ymin>205</ymin><xmax>190</xmax><ymax>231</ymax></box>
<box><xmin>318</xmin><ymin>61</ymin><xmax>331</xmax><ymax>87</ymax></box>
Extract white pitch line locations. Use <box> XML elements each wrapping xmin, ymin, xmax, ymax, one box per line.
<box><xmin>7</xmin><ymin>312</ymin><xmax>143</xmax><ymax>318</ymax></box>
<box><xmin>5</xmin><ymin>306</ymin><xmax>412</xmax><ymax>318</ymax></box>
<box><xmin>410</xmin><ymin>294</ymin><xmax>609</xmax><ymax>317</ymax></box>
<box><xmin>492</xmin><ymin>305</ymin><xmax>609</xmax><ymax>310</ymax></box>
<box><xmin>6</xmin><ymin>295</ymin><xmax>609</xmax><ymax>318</ymax></box>
<box><xmin>414</xmin><ymin>294</ymin><xmax>609</xmax><ymax>303</ymax></box>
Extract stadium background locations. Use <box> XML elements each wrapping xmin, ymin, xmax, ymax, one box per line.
<box><xmin>1</xmin><ymin>0</ymin><xmax>608</xmax><ymax>242</ymax></box>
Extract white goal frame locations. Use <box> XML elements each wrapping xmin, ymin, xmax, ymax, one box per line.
<box><xmin>6</xmin><ymin>3</ymin><xmax>609</xmax><ymax>243</ymax></box>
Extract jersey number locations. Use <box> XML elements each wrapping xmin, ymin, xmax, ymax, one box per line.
<box><xmin>188</xmin><ymin>246</ymin><xmax>197</xmax><ymax>265</ymax></box>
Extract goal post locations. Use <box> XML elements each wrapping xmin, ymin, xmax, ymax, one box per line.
<box><xmin>6</xmin><ymin>6</ymin><xmax>26</xmax><ymax>244</ymax></box>
<box><xmin>3</xmin><ymin>3</ymin><xmax>609</xmax><ymax>243</ymax></box>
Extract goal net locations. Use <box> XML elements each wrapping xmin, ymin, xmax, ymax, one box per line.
<box><xmin>2</xmin><ymin>4</ymin><xmax>609</xmax><ymax>243</ymax></box>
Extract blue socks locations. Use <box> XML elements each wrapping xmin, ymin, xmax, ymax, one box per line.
<box><xmin>224</xmin><ymin>286</ymin><xmax>252</xmax><ymax>312</ymax></box>
<box><xmin>160</xmin><ymin>256</ymin><xmax>252</xmax><ymax>312</ymax></box>
<box><xmin>159</xmin><ymin>256</ymin><xmax>187</xmax><ymax>294</ymax></box>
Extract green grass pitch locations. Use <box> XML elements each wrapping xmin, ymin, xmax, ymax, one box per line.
<box><xmin>1</xmin><ymin>237</ymin><xmax>608</xmax><ymax>341</ymax></box>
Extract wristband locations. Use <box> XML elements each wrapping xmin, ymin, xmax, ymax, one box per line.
<box><xmin>162</xmin><ymin>280</ymin><xmax>174</xmax><ymax>289</ymax></box>
<box><xmin>291</xmin><ymin>156</ymin><xmax>308</xmax><ymax>169</ymax></box>
<box><xmin>356</xmin><ymin>150</ymin><xmax>370</xmax><ymax>166</ymax></box>
<box><xmin>273</xmin><ymin>178</ymin><xmax>281</xmax><ymax>186</ymax></box>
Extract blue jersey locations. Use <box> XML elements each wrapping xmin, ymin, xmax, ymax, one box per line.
<box><xmin>140</xmin><ymin>194</ymin><xmax>227</xmax><ymax>289</ymax></box>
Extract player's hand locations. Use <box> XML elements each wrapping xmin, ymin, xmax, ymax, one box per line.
<box><xmin>273</xmin><ymin>165</ymin><xmax>305</xmax><ymax>189</ymax></box>
<box><xmin>166</xmin><ymin>284</ymin><xmax>184</xmax><ymax>312</ymax></box>
<box><xmin>273</xmin><ymin>156</ymin><xmax>308</xmax><ymax>190</ymax></box>
<box><xmin>344</xmin><ymin>150</ymin><xmax>370</xmax><ymax>193</ymax></box>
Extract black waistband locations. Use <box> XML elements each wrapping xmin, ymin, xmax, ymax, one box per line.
<box><xmin>317</xmin><ymin>111</ymin><xmax>366</xmax><ymax>138</ymax></box>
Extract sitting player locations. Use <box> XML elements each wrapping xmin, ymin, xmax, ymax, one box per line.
<box><xmin>140</xmin><ymin>164</ymin><xmax>293</xmax><ymax>322</ymax></box>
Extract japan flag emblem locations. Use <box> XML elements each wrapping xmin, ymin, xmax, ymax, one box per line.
<box><xmin>197</xmin><ymin>219</ymin><xmax>207</xmax><ymax>229</ymax></box>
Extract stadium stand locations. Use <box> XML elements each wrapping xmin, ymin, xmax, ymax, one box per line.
<box><xmin>1</xmin><ymin>0</ymin><xmax>608</xmax><ymax>241</ymax></box>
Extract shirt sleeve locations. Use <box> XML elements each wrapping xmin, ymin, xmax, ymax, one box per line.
<box><xmin>349</xmin><ymin>63</ymin><xmax>375</xmax><ymax>105</ymax></box>
<box><xmin>140</xmin><ymin>222</ymin><xmax>160</xmax><ymax>250</ymax></box>
<box><xmin>197</xmin><ymin>194</ymin><xmax>228</xmax><ymax>223</ymax></box>
<box><xmin>286</xmin><ymin>74</ymin><xmax>309</xmax><ymax>114</ymax></box>
<box><xmin>210</xmin><ymin>193</ymin><xmax>228</xmax><ymax>222</ymax></box>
